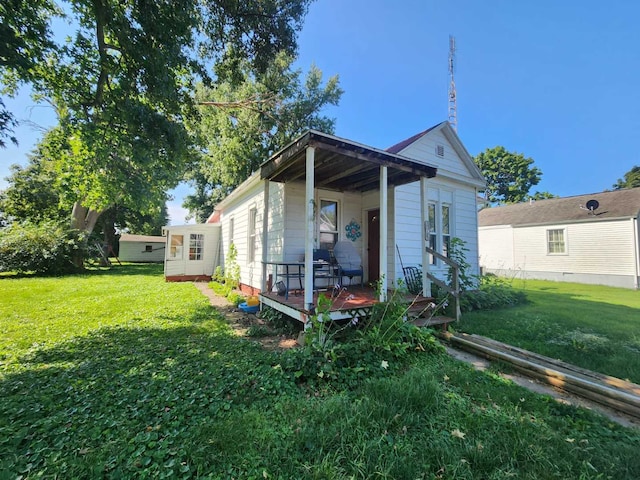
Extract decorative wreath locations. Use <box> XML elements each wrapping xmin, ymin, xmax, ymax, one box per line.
<box><xmin>345</xmin><ymin>220</ymin><xmax>361</xmax><ymax>241</ymax></box>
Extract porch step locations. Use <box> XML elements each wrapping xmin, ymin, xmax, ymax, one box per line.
<box><xmin>403</xmin><ymin>297</ymin><xmax>454</xmax><ymax>328</ymax></box>
<box><xmin>410</xmin><ymin>315</ymin><xmax>454</xmax><ymax>328</ymax></box>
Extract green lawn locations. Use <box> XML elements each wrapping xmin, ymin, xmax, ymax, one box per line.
<box><xmin>458</xmin><ymin>279</ymin><xmax>640</xmax><ymax>384</ymax></box>
<box><xmin>1</xmin><ymin>266</ymin><xmax>639</xmax><ymax>479</ymax></box>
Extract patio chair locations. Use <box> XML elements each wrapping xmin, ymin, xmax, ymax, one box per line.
<box><xmin>402</xmin><ymin>266</ymin><xmax>422</xmax><ymax>295</ymax></box>
<box><xmin>333</xmin><ymin>241</ymin><xmax>363</xmax><ymax>287</ymax></box>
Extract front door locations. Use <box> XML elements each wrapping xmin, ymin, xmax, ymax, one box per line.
<box><xmin>367</xmin><ymin>209</ymin><xmax>380</xmax><ymax>283</ymax></box>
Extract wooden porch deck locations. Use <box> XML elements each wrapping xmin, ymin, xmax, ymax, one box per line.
<box><xmin>260</xmin><ymin>285</ymin><xmax>379</xmax><ymax>322</ymax></box>
<box><xmin>259</xmin><ymin>285</ymin><xmax>452</xmax><ymax>328</ymax></box>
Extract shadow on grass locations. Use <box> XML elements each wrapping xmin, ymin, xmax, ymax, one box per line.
<box><xmin>0</xmin><ymin>320</ymin><xmax>294</xmax><ymax>478</ymax></box>
<box><xmin>0</xmin><ymin>263</ymin><xmax>165</xmax><ymax>280</ymax></box>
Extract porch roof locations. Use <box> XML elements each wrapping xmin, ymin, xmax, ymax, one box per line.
<box><xmin>260</xmin><ymin>130</ymin><xmax>437</xmax><ymax>192</ymax></box>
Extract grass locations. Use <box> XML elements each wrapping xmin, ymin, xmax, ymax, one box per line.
<box><xmin>1</xmin><ymin>265</ymin><xmax>639</xmax><ymax>478</ymax></box>
<box><xmin>458</xmin><ymin>278</ymin><xmax>640</xmax><ymax>384</ymax></box>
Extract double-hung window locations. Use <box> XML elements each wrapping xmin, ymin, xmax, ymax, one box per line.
<box><xmin>442</xmin><ymin>204</ymin><xmax>451</xmax><ymax>258</ymax></box>
<box><xmin>428</xmin><ymin>203</ymin><xmax>437</xmax><ymax>264</ymax></box>
<box><xmin>547</xmin><ymin>229</ymin><xmax>566</xmax><ymax>254</ymax></box>
<box><xmin>248</xmin><ymin>207</ymin><xmax>257</xmax><ymax>262</ymax></box>
<box><xmin>426</xmin><ymin>201</ymin><xmax>453</xmax><ymax>264</ymax></box>
<box><xmin>319</xmin><ymin>200</ymin><xmax>338</xmax><ymax>251</ymax></box>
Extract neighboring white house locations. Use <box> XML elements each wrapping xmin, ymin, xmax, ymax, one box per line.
<box><xmin>118</xmin><ymin>234</ymin><xmax>166</xmax><ymax>263</ymax></box>
<box><xmin>178</xmin><ymin>123</ymin><xmax>485</xmax><ymax>320</ymax></box>
<box><xmin>478</xmin><ymin>187</ymin><xmax>640</xmax><ymax>289</ymax></box>
<box><xmin>162</xmin><ymin>224</ymin><xmax>221</xmax><ymax>281</ymax></box>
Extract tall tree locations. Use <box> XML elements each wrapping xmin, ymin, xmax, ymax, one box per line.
<box><xmin>474</xmin><ymin>146</ymin><xmax>548</xmax><ymax>205</ymax></box>
<box><xmin>613</xmin><ymin>166</ymin><xmax>640</xmax><ymax>190</ymax></box>
<box><xmin>0</xmin><ymin>145</ymin><xmax>169</xmax><ymax>241</ymax></box>
<box><xmin>1</xmin><ymin>0</ymin><xmax>312</xmax><ymax>262</ymax></box>
<box><xmin>0</xmin><ymin>0</ymin><xmax>57</xmax><ymax>146</ymax></box>
<box><xmin>185</xmin><ymin>53</ymin><xmax>343</xmax><ymax>222</ymax></box>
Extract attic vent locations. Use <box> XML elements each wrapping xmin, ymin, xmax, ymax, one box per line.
<box><xmin>436</xmin><ymin>145</ymin><xmax>444</xmax><ymax>157</ymax></box>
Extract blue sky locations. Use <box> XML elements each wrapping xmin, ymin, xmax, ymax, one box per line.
<box><xmin>2</xmin><ymin>0</ymin><xmax>639</xmax><ymax>224</ymax></box>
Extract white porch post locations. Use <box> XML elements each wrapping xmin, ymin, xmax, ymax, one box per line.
<box><xmin>379</xmin><ymin>166</ymin><xmax>388</xmax><ymax>302</ymax></box>
<box><xmin>261</xmin><ymin>179</ymin><xmax>270</xmax><ymax>293</ymax></box>
<box><xmin>420</xmin><ymin>177</ymin><xmax>432</xmax><ymax>297</ymax></box>
<box><xmin>304</xmin><ymin>146</ymin><xmax>315</xmax><ymax>311</ymax></box>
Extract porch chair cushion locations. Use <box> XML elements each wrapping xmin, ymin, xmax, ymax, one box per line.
<box><xmin>333</xmin><ymin>241</ymin><xmax>363</xmax><ymax>286</ymax></box>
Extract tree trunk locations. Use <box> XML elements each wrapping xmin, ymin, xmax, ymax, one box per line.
<box><xmin>70</xmin><ymin>201</ymin><xmax>104</xmax><ymax>268</ymax></box>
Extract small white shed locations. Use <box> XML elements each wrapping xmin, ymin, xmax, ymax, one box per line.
<box><xmin>118</xmin><ymin>234</ymin><xmax>166</xmax><ymax>263</ymax></box>
<box><xmin>163</xmin><ymin>223</ymin><xmax>221</xmax><ymax>281</ymax></box>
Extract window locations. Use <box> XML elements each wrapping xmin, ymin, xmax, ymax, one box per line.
<box><xmin>547</xmin><ymin>229</ymin><xmax>566</xmax><ymax>254</ymax></box>
<box><xmin>229</xmin><ymin>217</ymin><xmax>234</xmax><ymax>245</ymax></box>
<box><xmin>436</xmin><ymin>144</ymin><xmax>444</xmax><ymax>157</ymax></box>
<box><xmin>428</xmin><ymin>203</ymin><xmax>437</xmax><ymax>264</ymax></box>
<box><xmin>426</xmin><ymin>201</ymin><xmax>454</xmax><ymax>264</ymax></box>
<box><xmin>189</xmin><ymin>233</ymin><xmax>204</xmax><ymax>260</ymax></box>
<box><xmin>248</xmin><ymin>207</ymin><xmax>257</xmax><ymax>262</ymax></box>
<box><xmin>169</xmin><ymin>235</ymin><xmax>183</xmax><ymax>259</ymax></box>
<box><xmin>319</xmin><ymin>200</ymin><xmax>338</xmax><ymax>250</ymax></box>
<box><xmin>442</xmin><ymin>204</ymin><xmax>451</xmax><ymax>258</ymax></box>
<box><xmin>145</xmin><ymin>245</ymin><xmax>153</xmax><ymax>253</ymax></box>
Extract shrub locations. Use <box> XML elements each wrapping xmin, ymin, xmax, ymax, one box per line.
<box><xmin>282</xmin><ymin>288</ymin><xmax>444</xmax><ymax>391</ymax></box>
<box><xmin>459</xmin><ymin>274</ymin><xmax>527</xmax><ymax>312</ymax></box>
<box><xmin>0</xmin><ymin>220</ymin><xmax>85</xmax><ymax>275</ymax></box>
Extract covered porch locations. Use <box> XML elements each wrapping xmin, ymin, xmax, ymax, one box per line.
<box><xmin>257</xmin><ymin>130</ymin><xmax>437</xmax><ymax>323</ymax></box>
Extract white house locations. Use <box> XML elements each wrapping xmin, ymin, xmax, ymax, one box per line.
<box><xmin>478</xmin><ymin>187</ymin><xmax>640</xmax><ymax>289</ymax></box>
<box><xmin>171</xmin><ymin>123</ymin><xmax>485</xmax><ymax>321</ymax></box>
<box><xmin>118</xmin><ymin>234</ymin><xmax>166</xmax><ymax>263</ymax></box>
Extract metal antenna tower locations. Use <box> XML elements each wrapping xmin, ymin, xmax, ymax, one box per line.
<box><xmin>448</xmin><ymin>35</ymin><xmax>457</xmax><ymax>132</ymax></box>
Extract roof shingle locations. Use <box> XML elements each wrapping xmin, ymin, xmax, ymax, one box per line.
<box><xmin>479</xmin><ymin>187</ymin><xmax>640</xmax><ymax>227</ymax></box>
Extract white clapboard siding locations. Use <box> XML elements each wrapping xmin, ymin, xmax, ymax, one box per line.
<box><xmin>119</xmin><ymin>235</ymin><xmax>166</xmax><ymax>263</ymax></box>
<box><xmin>163</xmin><ymin>224</ymin><xmax>221</xmax><ymax>277</ymax></box>
<box><xmin>478</xmin><ymin>226</ymin><xmax>514</xmax><ymax>273</ymax></box>
<box><xmin>512</xmin><ymin>220</ymin><xmax>635</xmax><ymax>275</ymax></box>
<box><xmin>394</xmin><ymin>177</ymin><xmax>481</xmax><ymax>284</ymax></box>
<box><xmin>398</xmin><ymin>129</ymin><xmax>469</xmax><ymax>177</ymax></box>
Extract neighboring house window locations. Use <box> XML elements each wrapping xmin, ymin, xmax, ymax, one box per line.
<box><xmin>170</xmin><ymin>235</ymin><xmax>183</xmax><ymax>259</ymax></box>
<box><xmin>547</xmin><ymin>229</ymin><xmax>566</xmax><ymax>254</ymax></box>
<box><xmin>428</xmin><ymin>203</ymin><xmax>437</xmax><ymax>265</ymax></box>
<box><xmin>248</xmin><ymin>207</ymin><xmax>257</xmax><ymax>262</ymax></box>
<box><xmin>442</xmin><ymin>204</ymin><xmax>451</xmax><ymax>258</ymax></box>
<box><xmin>189</xmin><ymin>233</ymin><xmax>204</xmax><ymax>260</ymax></box>
<box><xmin>229</xmin><ymin>217</ymin><xmax>234</xmax><ymax>245</ymax></box>
<box><xmin>145</xmin><ymin>245</ymin><xmax>153</xmax><ymax>253</ymax></box>
<box><xmin>319</xmin><ymin>199</ymin><xmax>338</xmax><ymax>251</ymax></box>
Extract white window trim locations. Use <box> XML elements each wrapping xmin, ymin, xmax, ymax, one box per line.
<box><xmin>546</xmin><ymin>227</ymin><xmax>568</xmax><ymax>255</ymax></box>
<box><xmin>188</xmin><ymin>233</ymin><xmax>204</xmax><ymax>261</ymax></box>
<box><xmin>228</xmin><ymin>217</ymin><xmax>234</xmax><ymax>246</ymax></box>
<box><xmin>317</xmin><ymin>195</ymin><xmax>341</xmax><ymax>249</ymax></box>
<box><xmin>247</xmin><ymin>206</ymin><xmax>258</xmax><ymax>263</ymax></box>
<box><xmin>427</xmin><ymin>197</ymin><xmax>455</xmax><ymax>266</ymax></box>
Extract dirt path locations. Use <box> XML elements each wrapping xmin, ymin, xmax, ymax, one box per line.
<box><xmin>193</xmin><ymin>282</ymin><xmax>298</xmax><ymax>350</ymax></box>
<box><xmin>193</xmin><ymin>282</ymin><xmax>639</xmax><ymax>429</ymax></box>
